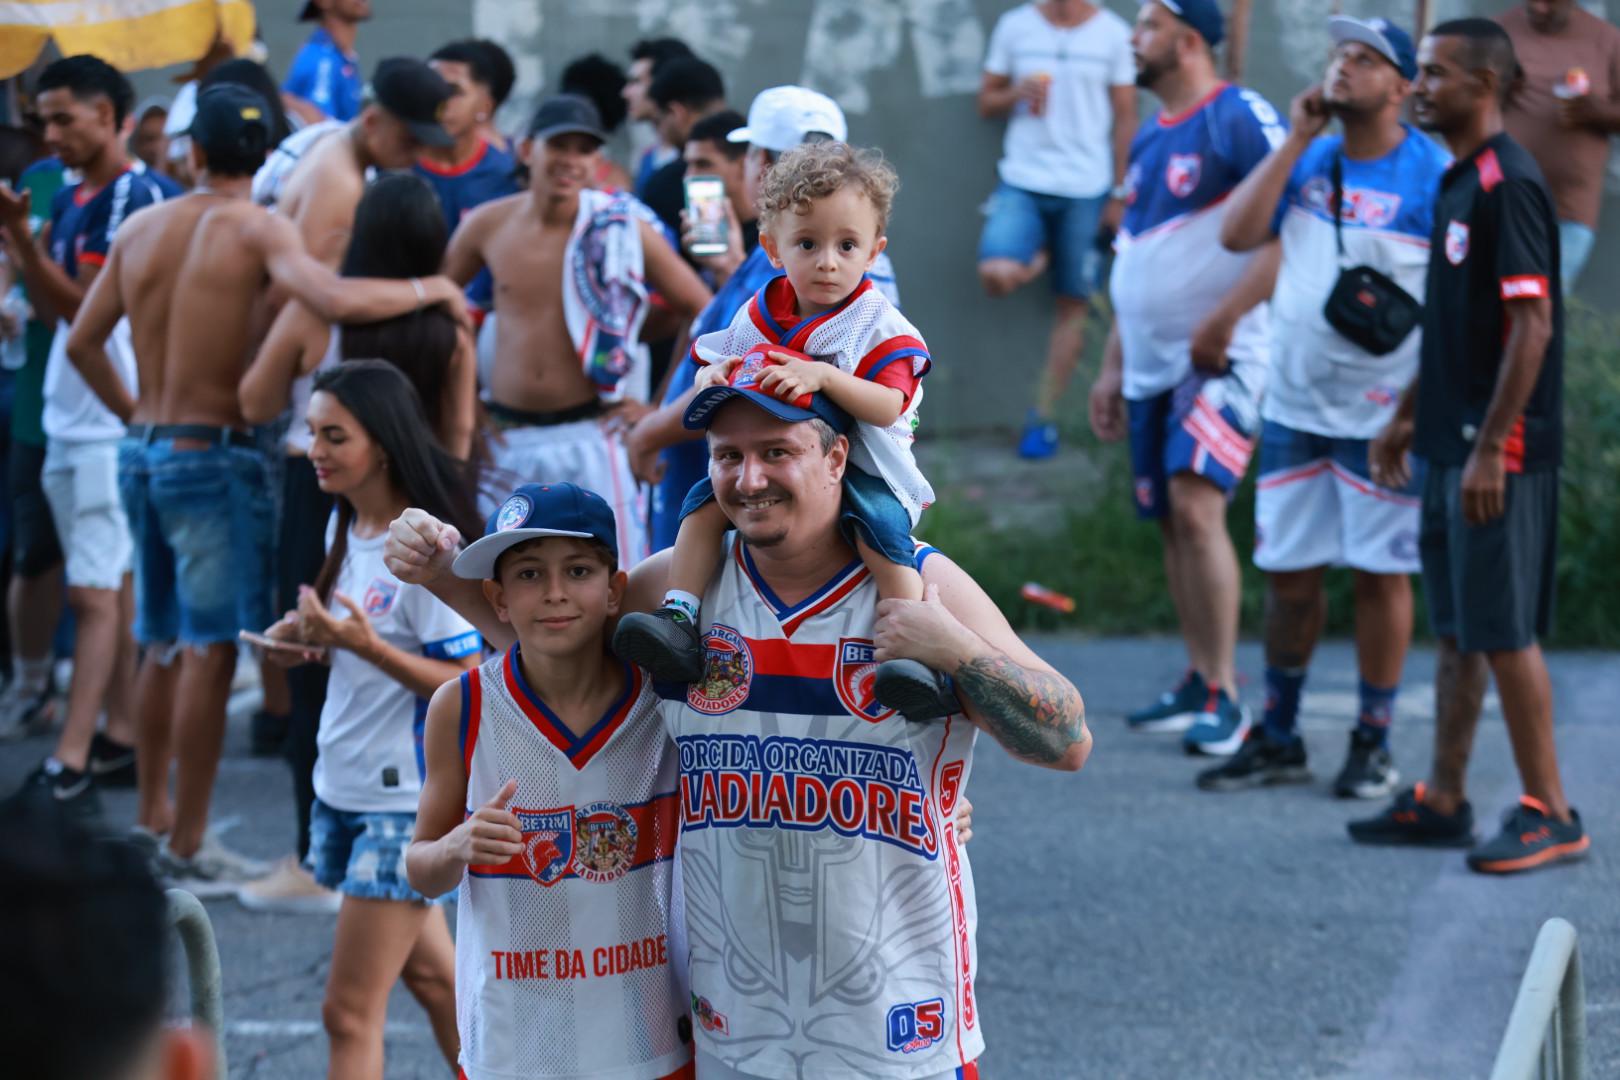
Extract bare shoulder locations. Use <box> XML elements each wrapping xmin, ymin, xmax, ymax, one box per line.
<box><xmin>462</xmin><ymin>192</ymin><xmax>526</xmax><ymax>235</ymax></box>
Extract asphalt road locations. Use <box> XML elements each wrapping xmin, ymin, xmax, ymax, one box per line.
<box><xmin>3</xmin><ymin>636</ymin><xmax>1614</xmax><ymax>1079</ymax></box>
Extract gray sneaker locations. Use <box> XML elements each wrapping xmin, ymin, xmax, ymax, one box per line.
<box><xmin>160</xmin><ymin>833</ymin><xmax>272</xmax><ymax>898</ymax></box>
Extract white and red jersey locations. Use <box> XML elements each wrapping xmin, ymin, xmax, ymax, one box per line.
<box><xmin>692</xmin><ymin>277</ymin><xmax>935</xmax><ymax>525</ymax></box>
<box><xmin>456</xmin><ymin>646</ymin><xmax>691</xmax><ymax>1080</ymax></box>
<box><xmin>657</xmin><ymin>537</ymin><xmax>982</xmax><ymax>1078</ymax></box>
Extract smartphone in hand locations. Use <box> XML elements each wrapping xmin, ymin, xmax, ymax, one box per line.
<box><xmin>683</xmin><ymin>174</ymin><xmax>729</xmax><ymax>256</ymax></box>
<box><xmin>239</xmin><ymin>629</ymin><xmax>326</xmax><ymax>659</ymax></box>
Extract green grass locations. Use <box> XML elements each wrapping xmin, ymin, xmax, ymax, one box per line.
<box><xmin>920</xmin><ymin>305</ymin><xmax>1620</xmax><ymax>649</ymax></box>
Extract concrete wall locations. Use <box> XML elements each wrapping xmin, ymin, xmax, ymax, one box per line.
<box><xmin>134</xmin><ymin>0</ymin><xmax>1620</xmax><ymax>436</ymax></box>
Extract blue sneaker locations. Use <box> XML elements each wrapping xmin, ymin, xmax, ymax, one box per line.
<box><xmin>1126</xmin><ymin>669</ymin><xmax>1209</xmax><ymax>732</ymax></box>
<box><xmin>1017</xmin><ymin>410</ymin><xmax>1059</xmax><ymax>459</ymax></box>
<box><xmin>1182</xmin><ymin>689</ymin><xmax>1251</xmax><ymax>757</ymax></box>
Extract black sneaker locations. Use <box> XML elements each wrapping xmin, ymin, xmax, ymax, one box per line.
<box><xmin>89</xmin><ymin>732</ymin><xmax>137</xmax><ymax>787</ymax></box>
<box><xmin>249</xmin><ymin>710</ymin><xmax>289</xmax><ymax>757</ymax></box>
<box><xmin>1196</xmin><ymin>727</ymin><xmax>1310</xmax><ymax>791</ymax></box>
<box><xmin>873</xmin><ymin>660</ymin><xmax>957</xmax><ymax>723</ymax></box>
<box><xmin>1333</xmin><ymin>728</ymin><xmax>1399</xmax><ymax>800</ymax></box>
<box><xmin>20</xmin><ymin>759</ymin><xmax>103</xmax><ymax>819</ymax></box>
<box><xmin>1347</xmin><ymin>783</ymin><xmax>1474</xmax><ymax>847</ymax></box>
<box><xmin>1466</xmin><ymin>798</ymin><xmax>1590</xmax><ymax>875</ymax></box>
<box><xmin>613</xmin><ymin>608</ymin><xmax>707</xmax><ymax>683</ymax></box>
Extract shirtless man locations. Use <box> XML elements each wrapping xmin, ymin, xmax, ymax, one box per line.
<box><xmin>255</xmin><ymin>56</ymin><xmax>453</xmax><ymax>264</ymax></box>
<box><xmin>65</xmin><ymin>84</ymin><xmax>467</xmax><ymax>893</ymax></box>
<box><xmin>445</xmin><ymin>93</ymin><xmax>710</xmax><ymax>565</ymax></box>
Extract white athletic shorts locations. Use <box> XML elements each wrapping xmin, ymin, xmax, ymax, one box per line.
<box><xmin>486</xmin><ymin>414</ymin><xmax>650</xmax><ymax>568</ymax></box>
<box><xmin>694</xmin><ymin>1049</ymin><xmax>977</xmax><ymax>1080</ymax></box>
<box><xmin>42</xmin><ymin>437</ymin><xmax>132</xmax><ymax>590</ymax></box>
<box><xmin>1253</xmin><ymin>420</ymin><xmax>1421</xmax><ymax>575</ymax></box>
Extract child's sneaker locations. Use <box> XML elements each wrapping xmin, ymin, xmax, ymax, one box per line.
<box><xmin>613</xmin><ymin>609</ymin><xmax>707</xmax><ymax>683</ymax></box>
<box><xmin>873</xmin><ymin>660</ymin><xmax>957</xmax><ymax>722</ymax></box>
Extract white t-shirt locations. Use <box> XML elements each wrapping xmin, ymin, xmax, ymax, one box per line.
<box><xmin>313</xmin><ymin>525</ymin><xmax>481</xmax><ymax>814</ymax></box>
<box><xmin>1263</xmin><ymin>128</ymin><xmax>1450</xmax><ymax>438</ymax></box>
<box><xmin>252</xmin><ymin>119</ymin><xmax>344</xmax><ymax>208</ymax></box>
<box><xmin>42</xmin><ymin>318</ymin><xmax>137</xmax><ymax>444</ymax></box>
<box><xmin>983</xmin><ymin>2</ymin><xmax>1136</xmax><ymax>199</ymax></box>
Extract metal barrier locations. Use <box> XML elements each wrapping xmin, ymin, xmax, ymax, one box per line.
<box><xmin>1489</xmin><ymin>917</ymin><xmax>1585</xmax><ymax>1080</ymax></box>
<box><xmin>167</xmin><ymin>889</ymin><xmax>227</xmax><ymax>1077</ymax></box>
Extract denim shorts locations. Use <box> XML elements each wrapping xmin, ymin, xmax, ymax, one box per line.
<box><xmin>680</xmin><ymin>464</ymin><xmax>916</xmax><ymax>566</ymax></box>
<box><xmin>309</xmin><ymin>797</ymin><xmax>442</xmax><ymax>903</ymax></box>
<box><xmin>117</xmin><ymin>436</ymin><xmax>274</xmax><ymax>646</ymax></box>
<box><xmin>977</xmin><ymin>181</ymin><xmax>1106</xmax><ymax>299</ymax></box>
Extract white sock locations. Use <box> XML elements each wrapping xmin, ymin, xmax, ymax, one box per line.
<box><xmin>15</xmin><ymin>656</ymin><xmax>51</xmax><ymax>695</ymax></box>
<box><xmin>662</xmin><ymin>591</ymin><xmax>701</xmax><ymax>623</ymax></box>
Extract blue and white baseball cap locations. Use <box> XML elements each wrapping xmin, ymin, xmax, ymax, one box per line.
<box><xmin>453</xmin><ymin>482</ymin><xmax>619</xmax><ymax>580</ymax></box>
<box><xmin>1330</xmin><ymin>16</ymin><xmax>1418</xmax><ymax>81</ymax></box>
<box><xmin>1151</xmin><ymin>0</ymin><xmax>1225</xmax><ymax>48</ymax></box>
<box><xmin>683</xmin><ymin>346</ymin><xmax>854</xmax><ymax>432</ymax></box>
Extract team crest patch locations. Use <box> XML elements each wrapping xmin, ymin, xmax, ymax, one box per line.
<box><xmin>362</xmin><ymin>578</ymin><xmax>398</xmax><ymax>617</ymax></box>
<box><xmin>835</xmin><ymin>638</ymin><xmax>896</xmax><ymax>722</ymax></box>
<box><xmin>517</xmin><ymin>808</ymin><xmax>575</xmax><ymax>886</ymax></box>
<box><xmin>494</xmin><ymin>494</ymin><xmax>532</xmax><ymax>532</ymax></box>
<box><xmin>1166</xmin><ymin>153</ymin><xmax>1202</xmax><ymax>198</ymax></box>
<box><xmin>688</xmin><ymin>623</ymin><xmax>753</xmax><ymax>716</ymax></box>
<box><xmin>1445</xmin><ymin>220</ymin><xmax>1469</xmax><ymax>265</ymax></box>
<box><xmin>573</xmin><ymin>801</ymin><xmax>638</xmax><ymax>883</ymax></box>
<box><xmin>1135</xmin><ymin>477</ymin><xmax>1155</xmax><ymax>509</ymax></box>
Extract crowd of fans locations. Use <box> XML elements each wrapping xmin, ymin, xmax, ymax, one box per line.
<box><xmin>0</xmin><ymin>0</ymin><xmax>1610</xmax><ymax>1077</ymax></box>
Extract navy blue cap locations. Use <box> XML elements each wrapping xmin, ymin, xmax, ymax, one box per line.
<box><xmin>683</xmin><ymin>346</ymin><xmax>854</xmax><ymax>433</ymax></box>
<box><xmin>189</xmin><ymin>83</ymin><xmax>271</xmax><ymax>159</ymax></box>
<box><xmin>452</xmin><ymin>482</ymin><xmax>619</xmax><ymax>579</ymax></box>
<box><xmin>1152</xmin><ymin>0</ymin><xmax>1224</xmax><ymax>48</ymax></box>
<box><xmin>1330</xmin><ymin>16</ymin><xmax>1418</xmax><ymax>82</ymax></box>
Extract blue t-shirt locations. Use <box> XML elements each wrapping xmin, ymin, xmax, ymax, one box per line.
<box><xmin>1110</xmin><ymin>82</ymin><xmax>1287</xmax><ymax>399</ymax></box>
<box><xmin>284</xmin><ymin>27</ymin><xmax>363</xmax><ymax>122</ymax></box>
<box><xmin>49</xmin><ymin>166</ymin><xmax>170</xmax><ymax>278</ymax></box>
<box><xmin>416</xmin><ymin>139</ymin><xmax>521</xmax><ymax>312</ymax></box>
<box><xmin>1264</xmin><ymin>125</ymin><xmax>1451</xmax><ymax>437</ymax></box>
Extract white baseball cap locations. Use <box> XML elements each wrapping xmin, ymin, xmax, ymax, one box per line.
<box><xmin>727</xmin><ymin>86</ymin><xmax>847</xmax><ymax>152</ymax></box>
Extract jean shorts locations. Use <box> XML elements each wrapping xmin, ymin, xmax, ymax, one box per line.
<box><xmin>680</xmin><ymin>464</ymin><xmax>916</xmax><ymax>566</ymax></box>
<box><xmin>309</xmin><ymin>797</ymin><xmax>442</xmax><ymax>903</ymax></box>
<box><xmin>117</xmin><ymin>436</ymin><xmax>274</xmax><ymax>647</ymax></box>
<box><xmin>977</xmin><ymin>180</ymin><xmax>1106</xmax><ymax>299</ymax></box>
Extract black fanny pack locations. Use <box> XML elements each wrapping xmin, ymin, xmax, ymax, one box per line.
<box><xmin>1321</xmin><ymin>154</ymin><xmax>1421</xmax><ymax>357</ymax></box>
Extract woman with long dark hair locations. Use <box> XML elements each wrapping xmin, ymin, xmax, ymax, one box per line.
<box><xmin>260</xmin><ymin>361</ymin><xmax>481</xmax><ymax>1078</ymax></box>
<box><xmin>239</xmin><ymin>174</ymin><xmax>480</xmax><ymax>915</ymax></box>
<box><xmin>242</xmin><ymin>172</ymin><xmax>476</xmax><ymax>457</ymax></box>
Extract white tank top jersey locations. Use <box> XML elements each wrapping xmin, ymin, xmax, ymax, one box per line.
<box><xmin>456</xmin><ymin>646</ymin><xmax>692</xmax><ymax>1080</ymax></box>
<box><xmin>658</xmin><ymin>537</ymin><xmax>983</xmax><ymax>1079</ymax></box>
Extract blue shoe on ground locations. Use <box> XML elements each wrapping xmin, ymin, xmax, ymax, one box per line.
<box><xmin>1182</xmin><ymin>689</ymin><xmax>1251</xmax><ymax>757</ymax></box>
<box><xmin>1126</xmin><ymin>669</ymin><xmax>1208</xmax><ymax>733</ymax></box>
<box><xmin>1017</xmin><ymin>410</ymin><xmax>1059</xmax><ymax>459</ymax></box>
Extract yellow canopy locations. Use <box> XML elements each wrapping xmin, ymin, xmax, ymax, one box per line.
<box><xmin>0</xmin><ymin>0</ymin><xmax>256</xmax><ymax>81</ymax></box>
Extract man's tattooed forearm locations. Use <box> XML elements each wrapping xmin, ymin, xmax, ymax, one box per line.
<box><xmin>953</xmin><ymin>653</ymin><xmax>1086</xmax><ymax>764</ymax></box>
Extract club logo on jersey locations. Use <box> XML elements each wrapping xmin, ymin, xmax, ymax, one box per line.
<box><xmin>362</xmin><ymin>578</ymin><xmax>398</xmax><ymax>617</ymax></box>
<box><xmin>572</xmin><ymin>801</ymin><xmax>638</xmax><ymax>883</ymax></box>
<box><xmin>1445</xmin><ymin>220</ymin><xmax>1470</xmax><ymax>265</ymax></box>
<box><xmin>1299</xmin><ymin>178</ymin><xmax>1401</xmax><ymax>228</ymax></box>
<box><xmin>1135</xmin><ymin>477</ymin><xmax>1155</xmax><ymax>509</ymax></box>
<box><xmin>688</xmin><ymin>623</ymin><xmax>753</xmax><ymax>716</ymax></box>
<box><xmin>677</xmin><ymin>733</ymin><xmax>939</xmax><ymax>858</ymax></box>
<box><xmin>835</xmin><ymin>638</ymin><xmax>897</xmax><ymax>722</ymax></box>
<box><xmin>886</xmin><ymin>998</ymin><xmax>945</xmax><ymax>1054</ymax></box>
<box><xmin>1166</xmin><ymin>153</ymin><xmax>1202</xmax><ymax>198</ymax></box>
<box><xmin>494</xmin><ymin>494</ymin><xmax>532</xmax><ymax>532</ymax></box>
<box><xmin>1123</xmin><ymin>162</ymin><xmax>1141</xmax><ymax>205</ymax></box>
<box><xmin>517</xmin><ymin>808</ymin><xmax>575</xmax><ymax>886</ymax></box>
<box><xmin>692</xmin><ymin>993</ymin><xmax>730</xmax><ymax>1035</ymax></box>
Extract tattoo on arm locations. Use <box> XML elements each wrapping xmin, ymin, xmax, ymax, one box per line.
<box><xmin>953</xmin><ymin>653</ymin><xmax>1087</xmax><ymax>764</ymax></box>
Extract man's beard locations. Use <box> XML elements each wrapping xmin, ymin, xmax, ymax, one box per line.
<box><xmin>1136</xmin><ymin>52</ymin><xmax>1178</xmax><ymax>90</ymax></box>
